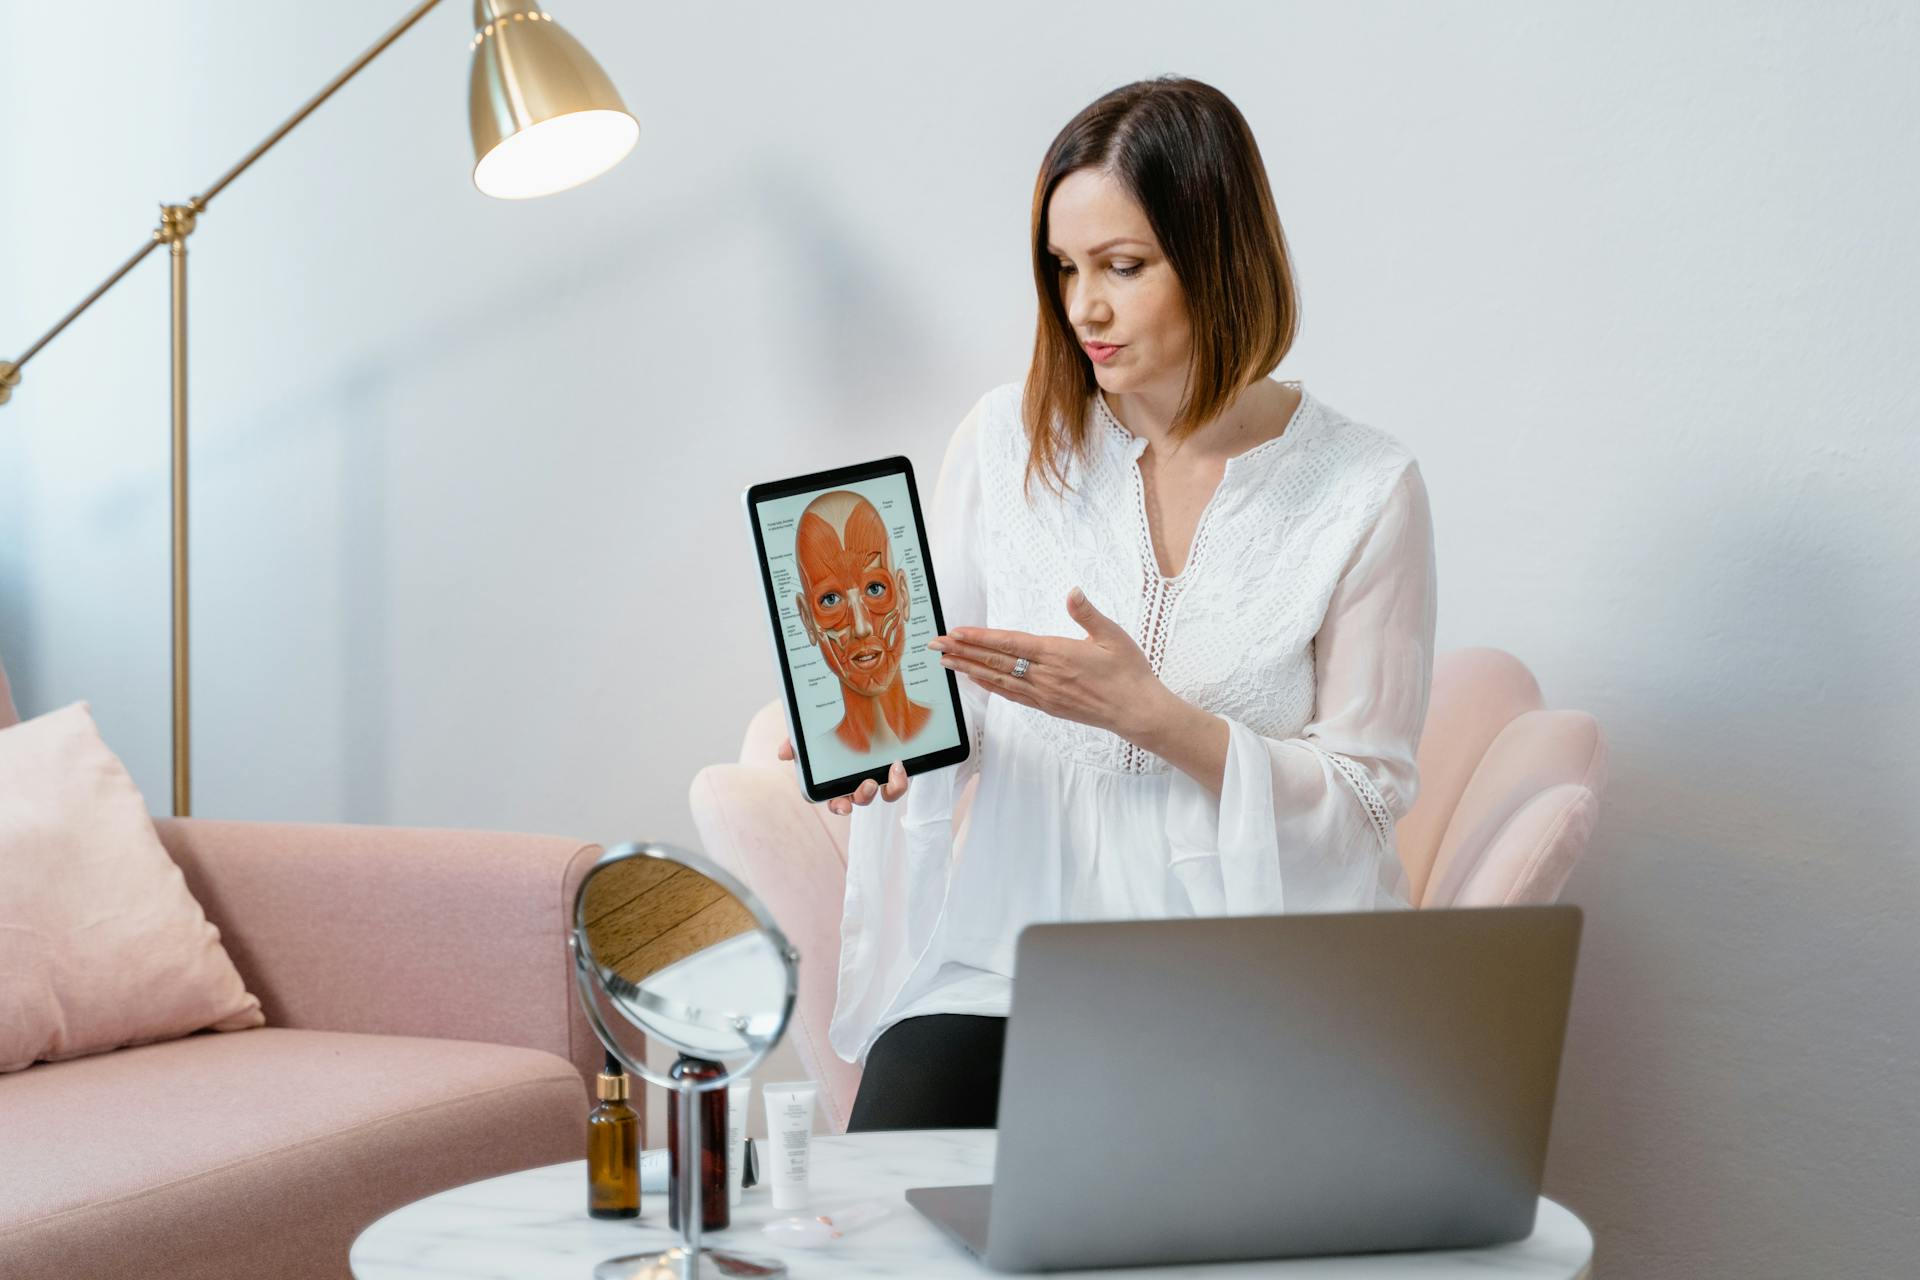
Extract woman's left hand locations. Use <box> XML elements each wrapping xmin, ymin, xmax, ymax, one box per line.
<box><xmin>930</xmin><ymin>587</ymin><xmax>1171</xmax><ymax>741</ymax></box>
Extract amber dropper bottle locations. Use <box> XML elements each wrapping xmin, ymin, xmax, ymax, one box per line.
<box><xmin>588</xmin><ymin>1053</ymin><xmax>640</xmax><ymax>1219</ymax></box>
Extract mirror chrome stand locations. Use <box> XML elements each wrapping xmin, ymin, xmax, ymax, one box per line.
<box><xmin>575</xmin><ymin>841</ymin><xmax>799</xmax><ymax>1280</ymax></box>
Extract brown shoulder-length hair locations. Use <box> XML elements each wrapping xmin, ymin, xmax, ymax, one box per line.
<box><xmin>1021</xmin><ymin>76</ymin><xmax>1299</xmax><ymax>499</ymax></box>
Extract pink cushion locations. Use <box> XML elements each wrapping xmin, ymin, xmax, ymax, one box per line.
<box><xmin>0</xmin><ymin>1026</ymin><xmax>584</xmax><ymax>1279</ymax></box>
<box><xmin>0</xmin><ymin>703</ymin><xmax>263</xmax><ymax>1073</ymax></box>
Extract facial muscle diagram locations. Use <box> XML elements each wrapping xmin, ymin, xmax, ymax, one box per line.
<box><xmin>794</xmin><ymin>490</ymin><xmax>935</xmax><ymax>754</ymax></box>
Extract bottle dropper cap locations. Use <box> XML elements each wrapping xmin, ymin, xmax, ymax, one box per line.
<box><xmin>597</xmin><ymin>1052</ymin><xmax>630</xmax><ymax>1101</ymax></box>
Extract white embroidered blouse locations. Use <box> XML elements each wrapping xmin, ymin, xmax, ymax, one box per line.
<box><xmin>830</xmin><ymin>379</ymin><xmax>1438</xmax><ymax>1064</ymax></box>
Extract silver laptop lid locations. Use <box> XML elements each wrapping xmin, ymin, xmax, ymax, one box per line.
<box><xmin>985</xmin><ymin>906</ymin><xmax>1582</xmax><ymax>1272</ymax></box>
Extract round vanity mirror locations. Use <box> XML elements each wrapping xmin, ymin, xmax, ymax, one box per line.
<box><xmin>573</xmin><ymin>841</ymin><xmax>798</xmax><ymax>1280</ymax></box>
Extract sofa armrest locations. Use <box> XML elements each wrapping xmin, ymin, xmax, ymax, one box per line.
<box><xmin>155</xmin><ymin>818</ymin><xmax>605</xmax><ymax>1098</ymax></box>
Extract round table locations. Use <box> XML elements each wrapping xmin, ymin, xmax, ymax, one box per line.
<box><xmin>351</xmin><ymin>1130</ymin><xmax>1593</xmax><ymax>1279</ymax></box>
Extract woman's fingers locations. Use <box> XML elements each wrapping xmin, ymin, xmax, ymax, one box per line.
<box><xmin>940</xmin><ymin>653</ymin><xmax>1043</xmax><ymax>710</ymax></box>
<box><xmin>933</xmin><ymin>635</ymin><xmax>1036</xmax><ymax>676</ymax></box>
<box><xmin>946</xmin><ymin>626</ymin><xmax>1054</xmax><ymax>660</ymax></box>
<box><xmin>880</xmin><ymin>761</ymin><xmax>909</xmax><ymax>801</ymax></box>
<box><xmin>829</xmin><ymin>780</ymin><xmax>877</xmax><ymax>817</ymax></box>
<box><xmin>825</xmin><ymin>764</ymin><xmax>909</xmax><ymax>815</ymax></box>
<box><xmin>776</xmin><ymin>737</ymin><xmax>794</xmax><ymax>761</ymax></box>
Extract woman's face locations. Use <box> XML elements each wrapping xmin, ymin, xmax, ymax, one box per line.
<box><xmin>1045</xmin><ymin>167</ymin><xmax>1191</xmax><ymax>401</ymax></box>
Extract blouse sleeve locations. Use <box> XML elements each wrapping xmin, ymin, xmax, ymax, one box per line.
<box><xmin>829</xmin><ymin>398</ymin><xmax>991</xmax><ymax>1062</ymax></box>
<box><xmin>1164</xmin><ymin>460</ymin><xmax>1438</xmax><ymax>915</ymax></box>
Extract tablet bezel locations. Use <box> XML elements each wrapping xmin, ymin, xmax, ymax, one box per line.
<box><xmin>743</xmin><ymin>455</ymin><xmax>970</xmax><ymax>803</ymax></box>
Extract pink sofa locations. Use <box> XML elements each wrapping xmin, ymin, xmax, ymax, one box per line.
<box><xmin>690</xmin><ymin>646</ymin><xmax>1609</xmax><ymax>1134</ymax></box>
<box><xmin>0</xmin><ymin>664</ymin><xmax>614</xmax><ymax>1279</ymax></box>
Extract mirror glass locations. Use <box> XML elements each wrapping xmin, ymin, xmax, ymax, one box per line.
<box><xmin>576</xmin><ymin>846</ymin><xmax>793</xmax><ymax>1075</ymax></box>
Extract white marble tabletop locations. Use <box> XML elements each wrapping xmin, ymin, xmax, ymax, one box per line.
<box><xmin>351</xmin><ymin>1130</ymin><xmax>1593</xmax><ymax>1279</ymax></box>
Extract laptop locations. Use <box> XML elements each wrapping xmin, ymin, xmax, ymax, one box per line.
<box><xmin>906</xmin><ymin>905</ymin><xmax>1582</xmax><ymax>1272</ymax></box>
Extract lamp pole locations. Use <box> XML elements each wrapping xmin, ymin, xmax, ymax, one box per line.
<box><xmin>0</xmin><ymin>0</ymin><xmax>446</xmax><ymax>817</ymax></box>
<box><xmin>1</xmin><ymin>0</ymin><xmax>636</xmax><ymax>815</ymax></box>
<box><xmin>165</xmin><ymin>203</ymin><xmax>195</xmax><ymax>815</ymax></box>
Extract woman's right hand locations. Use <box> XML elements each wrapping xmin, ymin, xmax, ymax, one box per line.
<box><xmin>778</xmin><ymin>738</ymin><xmax>910</xmax><ymax>816</ymax></box>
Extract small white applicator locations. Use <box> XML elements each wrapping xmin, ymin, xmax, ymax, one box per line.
<box><xmin>760</xmin><ymin>1198</ymin><xmax>894</xmax><ymax>1248</ymax></box>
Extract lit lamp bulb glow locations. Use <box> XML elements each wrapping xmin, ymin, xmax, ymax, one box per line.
<box><xmin>469</xmin><ymin>0</ymin><xmax>638</xmax><ymax>199</ymax></box>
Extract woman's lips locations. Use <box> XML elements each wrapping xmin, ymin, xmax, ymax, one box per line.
<box><xmin>1084</xmin><ymin>341</ymin><xmax>1123</xmax><ymax>364</ymax></box>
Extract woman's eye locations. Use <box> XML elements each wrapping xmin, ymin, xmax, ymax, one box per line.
<box><xmin>1057</xmin><ymin>261</ymin><xmax>1077</xmax><ymax>276</ymax></box>
<box><xmin>865</xmin><ymin>581</ymin><xmax>888</xmax><ymax>598</ymax></box>
<box><xmin>1113</xmin><ymin>262</ymin><xmax>1143</xmax><ymax>278</ymax></box>
<box><xmin>819</xmin><ymin>592</ymin><xmax>841</xmax><ymax>608</ymax></box>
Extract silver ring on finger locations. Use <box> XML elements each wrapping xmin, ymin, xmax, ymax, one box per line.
<box><xmin>1011</xmin><ymin>656</ymin><xmax>1030</xmax><ymax>679</ymax></box>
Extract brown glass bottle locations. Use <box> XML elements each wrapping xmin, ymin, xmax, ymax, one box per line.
<box><xmin>587</xmin><ymin>1057</ymin><xmax>640</xmax><ymax>1220</ymax></box>
<box><xmin>666</xmin><ymin>1055</ymin><xmax>729</xmax><ymax>1231</ymax></box>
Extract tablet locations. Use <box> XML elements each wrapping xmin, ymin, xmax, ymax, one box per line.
<box><xmin>743</xmin><ymin>456</ymin><xmax>970</xmax><ymax>803</ymax></box>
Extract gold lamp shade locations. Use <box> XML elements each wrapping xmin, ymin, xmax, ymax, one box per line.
<box><xmin>469</xmin><ymin>0</ymin><xmax>639</xmax><ymax>199</ymax></box>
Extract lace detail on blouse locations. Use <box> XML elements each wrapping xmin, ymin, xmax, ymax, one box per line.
<box><xmin>975</xmin><ymin>382</ymin><xmax>1414</xmax><ymax>776</ymax></box>
<box><xmin>1111</xmin><ymin>394</ymin><xmax>1203</xmax><ymax>773</ymax></box>
<box><xmin>1316</xmin><ymin>743</ymin><xmax>1400</xmax><ymax>855</ymax></box>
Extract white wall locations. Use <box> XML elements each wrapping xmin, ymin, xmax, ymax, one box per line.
<box><xmin>4</xmin><ymin>2</ymin><xmax>1916</xmax><ymax>1273</ymax></box>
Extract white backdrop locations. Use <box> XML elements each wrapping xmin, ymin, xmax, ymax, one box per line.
<box><xmin>3</xmin><ymin>2</ymin><xmax>1916</xmax><ymax>1274</ymax></box>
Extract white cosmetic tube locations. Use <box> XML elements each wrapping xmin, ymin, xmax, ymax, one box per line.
<box><xmin>727</xmin><ymin>1075</ymin><xmax>753</xmax><ymax>1207</ymax></box>
<box><xmin>641</xmin><ymin>1140</ymin><xmax>755</xmax><ymax>1196</ymax></box>
<box><xmin>762</xmin><ymin>1080</ymin><xmax>818</xmax><ymax>1211</ymax></box>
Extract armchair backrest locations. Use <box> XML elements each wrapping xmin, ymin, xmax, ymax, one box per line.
<box><xmin>736</xmin><ymin>702</ymin><xmax>981</xmax><ymax>867</ymax></box>
<box><xmin>705</xmin><ymin>648</ymin><xmax>1607</xmax><ymax>1129</ymax></box>
<box><xmin>1397</xmin><ymin>648</ymin><xmax>1548</xmax><ymax>904</ymax></box>
<box><xmin>1399</xmin><ymin>648</ymin><xmax>1608</xmax><ymax>908</ymax></box>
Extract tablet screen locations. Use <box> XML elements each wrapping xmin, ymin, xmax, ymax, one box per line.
<box><xmin>748</xmin><ymin>462</ymin><xmax>966</xmax><ymax>794</ymax></box>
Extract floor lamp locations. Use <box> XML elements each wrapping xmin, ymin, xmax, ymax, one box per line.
<box><xmin>0</xmin><ymin>0</ymin><xmax>636</xmax><ymax>816</ymax></box>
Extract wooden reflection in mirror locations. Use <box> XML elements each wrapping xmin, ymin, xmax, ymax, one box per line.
<box><xmin>581</xmin><ymin>857</ymin><xmax>759</xmax><ymax>984</ymax></box>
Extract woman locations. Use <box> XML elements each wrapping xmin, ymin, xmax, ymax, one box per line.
<box><xmin>783</xmin><ymin>76</ymin><xmax>1437</xmax><ymax>1131</ymax></box>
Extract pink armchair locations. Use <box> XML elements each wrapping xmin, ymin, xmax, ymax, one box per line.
<box><xmin>689</xmin><ymin>646</ymin><xmax>1609</xmax><ymax>1134</ymax></box>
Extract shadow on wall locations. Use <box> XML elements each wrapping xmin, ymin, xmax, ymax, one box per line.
<box><xmin>0</xmin><ymin>457</ymin><xmax>35</xmax><ymax>708</ymax></box>
<box><xmin>335</xmin><ymin>364</ymin><xmax>392</xmax><ymax>822</ymax></box>
<box><xmin>10</xmin><ymin>147</ymin><xmax>948</xmax><ymax>819</ymax></box>
<box><xmin>1546</xmin><ymin>469</ymin><xmax>1919</xmax><ymax>1274</ymax></box>
<box><xmin>212</xmin><ymin>150</ymin><xmax>948</xmax><ymax>450</ymax></box>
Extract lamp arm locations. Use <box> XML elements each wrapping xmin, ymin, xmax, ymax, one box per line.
<box><xmin>5</xmin><ymin>237</ymin><xmax>164</xmax><ymax>381</ymax></box>
<box><xmin>0</xmin><ymin>0</ymin><xmax>446</xmax><ymax>398</ymax></box>
<box><xmin>197</xmin><ymin>0</ymin><xmax>447</xmax><ymax>208</ymax></box>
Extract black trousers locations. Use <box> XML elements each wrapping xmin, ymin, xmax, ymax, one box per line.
<box><xmin>846</xmin><ymin>1014</ymin><xmax>1008</xmax><ymax>1132</ymax></box>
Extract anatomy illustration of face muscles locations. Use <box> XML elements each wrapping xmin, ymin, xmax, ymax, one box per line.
<box><xmin>794</xmin><ymin>490</ymin><xmax>935</xmax><ymax>753</ymax></box>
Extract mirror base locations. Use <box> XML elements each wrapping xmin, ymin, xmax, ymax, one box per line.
<box><xmin>593</xmin><ymin>1246</ymin><xmax>788</xmax><ymax>1280</ymax></box>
